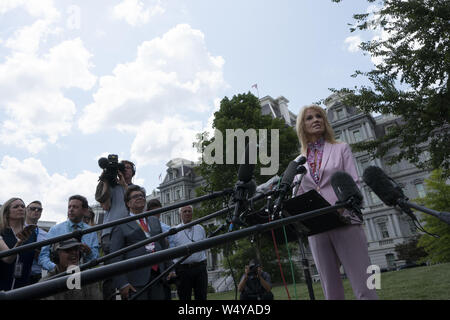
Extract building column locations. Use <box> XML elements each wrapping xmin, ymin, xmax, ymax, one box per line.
<box><xmin>392</xmin><ymin>213</ymin><xmax>402</xmax><ymax>237</ymax></box>
<box><xmin>387</xmin><ymin>214</ymin><xmax>397</xmax><ymax>238</ymax></box>
<box><xmin>364</xmin><ymin>221</ymin><xmax>373</xmax><ymax>242</ymax></box>
<box><xmin>343</xmin><ymin>129</ymin><xmax>351</xmax><ymax>143</ymax></box>
<box><xmin>365</xmin><ymin>122</ymin><xmax>374</xmax><ymax>138</ymax></box>
<box><xmin>368</xmin><ymin>219</ymin><xmax>377</xmax><ymax>241</ymax></box>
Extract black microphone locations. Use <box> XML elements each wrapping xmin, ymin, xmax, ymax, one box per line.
<box><xmin>272</xmin><ymin>159</ymin><xmax>301</xmax><ymax>214</ymax></box>
<box><xmin>362</xmin><ymin>166</ymin><xmax>403</xmax><ymax>207</ymax></box>
<box><xmin>230</xmin><ymin>144</ymin><xmax>256</xmax><ymax>231</ymax></box>
<box><xmin>363</xmin><ymin>166</ymin><xmax>450</xmax><ymax>225</ymax></box>
<box><xmin>98</xmin><ymin>157</ymin><xmax>109</xmax><ymax>169</ymax></box>
<box><xmin>331</xmin><ymin>171</ymin><xmax>364</xmax><ymax>220</ymax></box>
<box><xmin>331</xmin><ymin>171</ymin><xmax>363</xmax><ymax>207</ymax></box>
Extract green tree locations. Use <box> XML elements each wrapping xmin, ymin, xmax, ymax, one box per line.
<box><xmin>395</xmin><ymin>236</ymin><xmax>428</xmax><ymax>265</ymax></box>
<box><xmin>417</xmin><ymin>170</ymin><xmax>450</xmax><ymax>263</ymax></box>
<box><xmin>192</xmin><ymin>92</ymin><xmax>301</xmax><ymax>284</ymax></box>
<box><xmin>332</xmin><ymin>0</ymin><xmax>450</xmax><ymax>177</ymax></box>
<box><xmin>193</xmin><ymin>92</ymin><xmax>299</xmax><ymax>218</ymax></box>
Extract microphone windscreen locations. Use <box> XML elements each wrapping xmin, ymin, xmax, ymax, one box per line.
<box><xmin>237</xmin><ymin>143</ymin><xmax>255</xmax><ymax>182</ymax></box>
<box><xmin>331</xmin><ymin>171</ymin><xmax>363</xmax><ymax>206</ymax></box>
<box><xmin>98</xmin><ymin>157</ymin><xmax>109</xmax><ymax>169</ymax></box>
<box><xmin>296</xmin><ymin>155</ymin><xmax>307</xmax><ymax>165</ymax></box>
<box><xmin>281</xmin><ymin>160</ymin><xmax>299</xmax><ymax>187</ymax></box>
<box><xmin>363</xmin><ymin>166</ymin><xmax>405</xmax><ymax>206</ymax></box>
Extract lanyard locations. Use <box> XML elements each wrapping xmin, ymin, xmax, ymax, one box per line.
<box><xmin>136</xmin><ymin>219</ymin><xmax>151</xmax><ymax>238</ymax></box>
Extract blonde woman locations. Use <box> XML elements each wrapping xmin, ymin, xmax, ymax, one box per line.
<box><xmin>0</xmin><ymin>198</ymin><xmax>37</xmax><ymax>291</ymax></box>
<box><xmin>293</xmin><ymin>105</ymin><xmax>378</xmax><ymax>300</ymax></box>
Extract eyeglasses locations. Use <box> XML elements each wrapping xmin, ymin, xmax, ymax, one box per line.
<box><xmin>29</xmin><ymin>207</ymin><xmax>43</xmax><ymax>212</ymax></box>
<box><xmin>130</xmin><ymin>194</ymin><xmax>145</xmax><ymax>200</ymax></box>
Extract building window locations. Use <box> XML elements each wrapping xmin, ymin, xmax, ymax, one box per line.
<box><xmin>352</xmin><ymin>129</ymin><xmax>362</xmax><ymax>142</ymax></box>
<box><xmin>166</xmin><ymin>193</ymin><xmax>170</xmax><ymax>203</ymax></box>
<box><xmin>415</xmin><ymin>183</ymin><xmax>426</xmax><ymax>198</ymax></box>
<box><xmin>378</xmin><ymin>222</ymin><xmax>390</xmax><ymax>239</ymax></box>
<box><xmin>386</xmin><ymin>254</ymin><xmax>396</xmax><ymax>270</ymax></box>
<box><xmin>385</xmin><ymin>124</ymin><xmax>395</xmax><ymax>134</ymax></box>
<box><xmin>176</xmin><ymin>189</ymin><xmax>181</xmax><ymax>200</ymax></box>
<box><xmin>336</xmin><ymin>108</ymin><xmax>344</xmax><ymax>120</ymax></box>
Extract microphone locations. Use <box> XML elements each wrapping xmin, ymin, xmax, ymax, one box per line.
<box><xmin>272</xmin><ymin>158</ymin><xmax>302</xmax><ymax>214</ymax></box>
<box><xmin>362</xmin><ymin>166</ymin><xmax>403</xmax><ymax>207</ymax></box>
<box><xmin>331</xmin><ymin>171</ymin><xmax>364</xmax><ymax>220</ymax></box>
<box><xmin>230</xmin><ymin>144</ymin><xmax>256</xmax><ymax>231</ymax></box>
<box><xmin>363</xmin><ymin>166</ymin><xmax>450</xmax><ymax>225</ymax></box>
<box><xmin>98</xmin><ymin>157</ymin><xmax>109</xmax><ymax>169</ymax></box>
<box><xmin>331</xmin><ymin>171</ymin><xmax>363</xmax><ymax>207</ymax></box>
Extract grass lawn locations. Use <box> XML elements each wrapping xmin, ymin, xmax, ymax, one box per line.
<box><xmin>207</xmin><ymin>263</ymin><xmax>450</xmax><ymax>300</ymax></box>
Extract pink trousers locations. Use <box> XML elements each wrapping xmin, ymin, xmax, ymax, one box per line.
<box><xmin>308</xmin><ymin>224</ymin><xmax>378</xmax><ymax>300</ymax></box>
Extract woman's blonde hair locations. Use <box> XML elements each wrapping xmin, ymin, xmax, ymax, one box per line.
<box><xmin>296</xmin><ymin>104</ymin><xmax>337</xmax><ymax>155</ymax></box>
<box><xmin>0</xmin><ymin>197</ymin><xmax>25</xmax><ymax>232</ymax></box>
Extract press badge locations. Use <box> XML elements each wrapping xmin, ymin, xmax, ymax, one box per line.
<box><xmin>145</xmin><ymin>242</ymin><xmax>155</xmax><ymax>253</ymax></box>
<box><xmin>14</xmin><ymin>262</ymin><xmax>23</xmax><ymax>278</ymax></box>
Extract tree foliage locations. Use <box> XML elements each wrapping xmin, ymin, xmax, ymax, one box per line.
<box><xmin>193</xmin><ymin>92</ymin><xmax>299</xmax><ymax>218</ymax></box>
<box><xmin>192</xmin><ymin>92</ymin><xmax>301</xmax><ymax>284</ymax></box>
<box><xmin>333</xmin><ymin>0</ymin><xmax>450</xmax><ymax>177</ymax></box>
<box><xmin>416</xmin><ymin>170</ymin><xmax>450</xmax><ymax>264</ymax></box>
<box><xmin>395</xmin><ymin>236</ymin><xmax>428</xmax><ymax>265</ymax></box>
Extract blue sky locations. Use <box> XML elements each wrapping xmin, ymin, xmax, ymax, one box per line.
<box><xmin>0</xmin><ymin>0</ymin><xmax>379</xmax><ymax>223</ymax></box>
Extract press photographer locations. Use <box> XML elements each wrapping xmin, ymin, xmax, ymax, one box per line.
<box><xmin>238</xmin><ymin>259</ymin><xmax>274</xmax><ymax>300</ymax></box>
<box><xmin>95</xmin><ymin>154</ymin><xmax>138</xmax><ymax>299</ymax></box>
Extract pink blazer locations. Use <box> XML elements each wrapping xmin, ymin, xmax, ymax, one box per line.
<box><xmin>293</xmin><ymin>141</ymin><xmax>362</xmax><ymax>224</ymax></box>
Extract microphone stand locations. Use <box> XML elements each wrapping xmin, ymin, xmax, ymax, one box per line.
<box><xmin>0</xmin><ymin>200</ymin><xmax>352</xmax><ymax>301</ymax></box>
<box><xmin>271</xmin><ymin>164</ymin><xmax>315</xmax><ymax>300</ymax></box>
<box><xmin>130</xmin><ymin>222</ymin><xmax>229</xmax><ymax>300</ymax></box>
<box><xmin>397</xmin><ymin>198</ymin><xmax>450</xmax><ymax>226</ymax></box>
<box><xmin>45</xmin><ymin>205</ymin><xmax>235</xmax><ymax>280</ymax></box>
<box><xmin>46</xmin><ymin>191</ymin><xmax>272</xmax><ymax>281</ymax></box>
<box><xmin>0</xmin><ymin>189</ymin><xmax>234</xmax><ymax>260</ymax></box>
<box><xmin>229</xmin><ymin>180</ymin><xmax>254</xmax><ymax>232</ymax></box>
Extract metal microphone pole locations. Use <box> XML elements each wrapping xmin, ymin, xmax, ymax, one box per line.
<box><xmin>130</xmin><ymin>222</ymin><xmax>229</xmax><ymax>300</ymax></box>
<box><xmin>271</xmin><ymin>165</ymin><xmax>315</xmax><ymax>300</ymax></box>
<box><xmin>0</xmin><ymin>200</ymin><xmax>351</xmax><ymax>300</ymax></box>
<box><xmin>46</xmin><ymin>190</ymin><xmax>272</xmax><ymax>281</ymax></box>
<box><xmin>398</xmin><ymin>199</ymin><xmax>450</xmax><ymax>226</ymax></box>
<box><xmin>46</xmin><ymin>205</ymin><xmax>236</xmax><ymax>280</ymax></box>
<box><xmin>0</xmin><ymin>189</ymin><xmax>234</xmax><ymax>259</ymax></box>
<box><xmin>130</xmin><ymin>255</ymin><xmax>189</xmax><ymax>300</ymax></box>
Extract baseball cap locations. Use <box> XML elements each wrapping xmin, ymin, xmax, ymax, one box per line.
<box><xmin>54</xmin><ymin>238</ymin><xmax>82</xmax><ymax>251</ymax></box>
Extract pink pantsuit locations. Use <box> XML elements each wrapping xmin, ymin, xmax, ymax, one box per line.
<box><xmin>293</xmin><ymin>142</ymin><xmax>378</xmax><ymax>300</ymax></box>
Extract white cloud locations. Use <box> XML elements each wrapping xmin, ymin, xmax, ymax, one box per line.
<box><xmin>5</xmin><ymin>19</ymin><xmax>62</xmax><ymax>54</ymax></box>
<box><xmin>0</xmin><ymin>0</ymin><xmax>60</xmax><ymax>20</ymax></box>
<box><xmin>125</xmin><ymin>117</ymin><xmax>203</xmax><ymax>166</ymax></box>
<box><xmin>344</xmin><ymin>35</ymin><xmax>362</xmax><ymax>53</ymax></box>
<box><xmin>112</xmin><ymin>0</ymin><xmax>165</xmax><ymax>26</ymax></box>
<box><xmin>0</xmin><ymin>38</ymin><xmax>97</xmax><ymax>153</ymax></box>
<box><xmin>78</xmin><ymin>23</ymin><xmax>227</xmax><ymax>166</ymax></box>
<box><xmin>0</xmin><ymin>156</ymin><xmax>99</xmax><ymax>223</ymax></box>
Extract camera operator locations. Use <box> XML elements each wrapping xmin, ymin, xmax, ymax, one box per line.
<box><xmin>238</xmin><ymin>259</ymin><xmax>274</xmax><ymax>300</ymax></box>
<box><xmin>95</xmin><ymin>155</ymin><xmax>139</xmax><ymax>299</ymax></box>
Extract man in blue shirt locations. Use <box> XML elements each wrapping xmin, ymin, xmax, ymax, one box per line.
<box><xmin>38</xmin><ymin>195</ymin><xmax>99</xmax><ymax>273</ymax></box>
